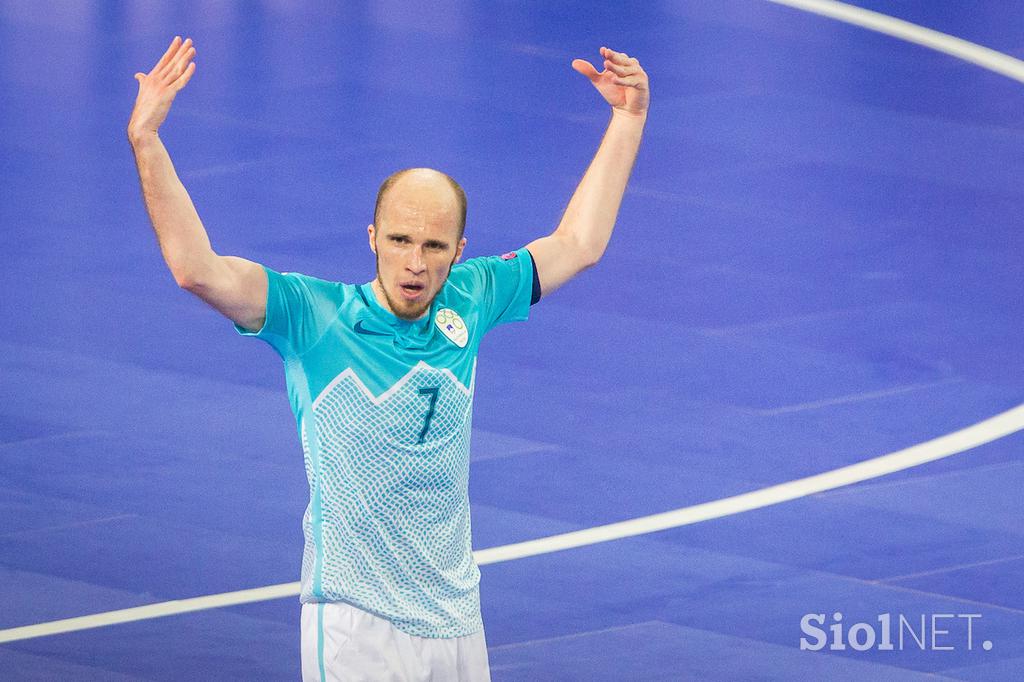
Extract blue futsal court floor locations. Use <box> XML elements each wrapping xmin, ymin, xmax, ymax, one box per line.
<box><xmin>2</xmin><ymin>1</ymin><xmax>1024</xmax><ymax>679</ymax></box>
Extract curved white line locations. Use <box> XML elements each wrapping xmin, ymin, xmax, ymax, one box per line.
<box><xmin>765</xmin><ymin>0</ymin><xmax>1024</xmax><ymax>83</ymax></box>
<box><xmin>2</xmin><ymin>402</ymin><xmax>1022</xmax><ymax>644</ymax></box>
<box><xmin>4</xmin><ymin>0</ymin><xmax>1023</xmax><ymax>647</ymax></box>
<box><xmin>0</xmin><ymin>583</ymin><xmax>301</xmax><ymax>645</ymax></box>
<box><xmin>474</xmin><ymin>403</ymin><xmax>1024</xmax><ymax>564</ymax></box>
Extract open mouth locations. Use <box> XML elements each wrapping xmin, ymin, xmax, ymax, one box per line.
<box><xmin>399</xmin><ymin>282</ymin><xmax>425</xmax><ymax>299</ymax></box>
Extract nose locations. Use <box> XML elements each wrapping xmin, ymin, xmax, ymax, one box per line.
<box><xmin>407</xmin><ymin>247</ymin><xmax>426</xmax><ymax>274</ymax></box>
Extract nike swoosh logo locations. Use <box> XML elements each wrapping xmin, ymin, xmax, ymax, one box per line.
<box><xmin>354</xmin><ymin>320</ymin><xmax>391</xmax><ymax>337</ymax></box>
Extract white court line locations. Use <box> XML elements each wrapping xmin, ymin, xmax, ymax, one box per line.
<box><xmin>471</xmin><ymin>403</ymin><xmax>1024</xmax><ymax>564</ymax></box>
<box><xmin>4</xmin><ymin>0</ymin><xmax>1024</xmax><ymax>647</ymax></box>
<box><xmin>3</xmin><ymin>402</ymin><xmax>1023</xmax><ymax>644</ymax></box>
<box><xmin>766</xmin><ymin>0</ymin><xmax>1024</xmax><ymax>84</ymax></box>
<box><xmin>0</xmin><ymin>583</ymin><xmax>302</xmax><ymax>644</ymax></box>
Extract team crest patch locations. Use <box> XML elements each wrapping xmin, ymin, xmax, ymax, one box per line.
<box><xmin>435</xmin><ymin>308</ymin><xmax>468</xmax><ymax>348</ymax></box>
<box><xmin>501</xmin><ymin>251</ymin><xmax>518</xmax><ymax>260</ymax></box>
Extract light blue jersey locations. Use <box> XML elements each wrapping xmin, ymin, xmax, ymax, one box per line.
<box><xmin>236</xmin><ymin>248</ymin><xmax>533</xmax><ymax>638</ymax></box>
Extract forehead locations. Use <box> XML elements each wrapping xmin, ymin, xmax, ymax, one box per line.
<box><xmin>377</xmin><ymin>173</ymin><xmax>461</xmax><ymax>241</ymax></box>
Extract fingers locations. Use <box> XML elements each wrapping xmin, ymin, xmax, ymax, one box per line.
<box><xmin>153</xmin><ymin>36</ymin><xmax>182</xmax><ymax>73</ymax></box>
<box><xmin>600</xmin><ymin>46</ymin><xmax>636</xmax><ymax>67</ymax></box>
<box><xmin>571</xmin><ymin>58</ymin><xmax>600</xmax><ymax>81</ymax></box>
<box><xmin>158</xmin><ymin>38</ymin><xmax>195</xmax><ymax>84</ymax></box>
<box><xmin>170</xmin><ymin>44</ymin><xmax>196</xmax><ymax>80</ymax></box>
<box><xmin>603</xmin><ymin>60</ymin><xmax>640</xmax><ymax>78</ymax></box>
<box><xmin>589</xmin><ymin>46</ymin><xmax>643</xmax><ymax>77</ymax></box>
<box><xmin>597</xmin><ymin>46</ymin><xmax>645</xmax><ymax>80</ymax></box>
<box><xmin>613</xmin><ymin>75</ymin><xmax>646</xmax><ymax>89</ymax></box>
<box><xmin>579</xmin><ymin>46</ymin><xmax>650</xmax><ymax>114</ymax></box>
<box><xmin>137</xmin><ymin>37</ymin><xmax>196</xmax><ymax>90</ymax></box>
<box><xmin>173</xmin><ymin>61</ymin><xmax>196</xmax><ymax>91</ymax></box>
<box><xmin>164</xmin><ymin>38</ymin><xmax>194</xmax><ymax>75</ymax></box>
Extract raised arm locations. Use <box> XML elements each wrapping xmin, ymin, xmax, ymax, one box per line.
<box><xmin>526</xmin><ymin>46</ymin><xmax>649</xmax><ymax>297</ymax></box>
<box><xmin>128</xmin><ymin>37</ymin><xmax>268</xmax><ymax>332</ymax></box>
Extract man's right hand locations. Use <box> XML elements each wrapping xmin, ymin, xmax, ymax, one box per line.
<box><xmin>127</xmin><ymin>36</ymin><xmax>196</xmax><ymax>143</ymax></box>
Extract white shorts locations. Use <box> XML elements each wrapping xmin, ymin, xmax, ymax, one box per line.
<box><xmin>300</xmin><ymin>602</ymin><xmax>491</xmax><ymax>682</ymax></box>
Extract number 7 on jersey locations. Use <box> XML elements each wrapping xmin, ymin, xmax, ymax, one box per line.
<box><xmin>417</xmin><ymin>387</ymin><xmax>440</xmax><ymax>444</ymax></box>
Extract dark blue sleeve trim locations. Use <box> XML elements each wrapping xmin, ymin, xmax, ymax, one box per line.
<box><xmin>528</xmin><ymin>250</ymin><xmax>541</xmax><ymax>305</ymax></box>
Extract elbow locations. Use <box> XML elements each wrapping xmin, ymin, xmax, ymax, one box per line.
<box><xmin>582</xmin><ymin>250</ymin><xmax>602</xmax><ymax>269</ymax></box>
<box><xmin>171</xmin><ymin>254</ymin><xmax>219</xmax><ymax>292</ymax></box>
<box><xmin>559</xmin><ymin>234</ymin><xmax>603</xmax><ymax>270</ymax></box>
<box><xmin>172</xmin><ymin>267</ymin><xmax>203</xmax><ymax>292</ymax></box>
<box><xmin>174</xmin><ymin>272</ymin><xmax>197</xmax><ymax>291</ymax></box>
<box><xmin>576</xmin><ymin>246</ymin><xmax>603</xmax><ymax>270</ymax></box>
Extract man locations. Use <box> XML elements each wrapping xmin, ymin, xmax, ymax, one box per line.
<box><xmin>128</xmin><ymin>35</ymin><xmax>648</xmax><ymax>682</ymax></box>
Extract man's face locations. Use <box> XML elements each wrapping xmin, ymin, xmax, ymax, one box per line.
<box><xmin>368</xmin><ymin>172</ymin><xmax>466</xmax><ymax>321</ymax></box>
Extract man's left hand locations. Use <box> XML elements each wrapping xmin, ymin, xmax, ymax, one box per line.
<box><xmin>572</xmin><ymin>47</ymin><xmax>649</xmax><ymax>118</ymax></box>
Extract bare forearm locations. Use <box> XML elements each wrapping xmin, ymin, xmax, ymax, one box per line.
<box><xmin>524</xmin><ymin>47</ymin><xmax>649</xmax><ymax>297</ymax></box>
<box><xmin>126</xmin><ymin>38</ymin><xmax>268</xmax><ymax>329</ymax></box>
<box><xmin>555</xmin><ymin>110</ymin><xmax>646</xmax><ymax>264</ymax></box>
<box><xmin>129</xmin><ymin>131</ymin><xmax>217</xmax><ymax>287</ymax></box>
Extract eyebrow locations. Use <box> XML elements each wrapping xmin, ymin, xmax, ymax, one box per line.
<box><xmin>387</xmin><ymin>232</ymin><xmax>450</xmax><ymax>249</ymax></box>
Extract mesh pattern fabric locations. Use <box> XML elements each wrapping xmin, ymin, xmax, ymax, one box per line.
<box><xmin>300</xmin><ymin>362</ymin><xmax>482</xmax><ymax>638</ymax></box>
<box><xmin>234</xmin><ymin>253</ymin><xmax>536</xmax><ymax>639</ymax></box>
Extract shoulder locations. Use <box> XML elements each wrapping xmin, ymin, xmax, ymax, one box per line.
<box><xmin>274</xmin><ymin>269</ymin><xmax>342</xmax><ymax>287</ymax></box>
<box><xmin>267</xmin><ymin>269</ymin><xmax>361</xmax><ymax>316</ymax></box>
<box><xmin>448</xmin><ymin>249</ymin><xmax>531</xmax><ymax>289</ymax></box>
<box><xmin>270</xmin><ymin>269</ymin><xmax>349</xmax><ymax>295</ymax></box>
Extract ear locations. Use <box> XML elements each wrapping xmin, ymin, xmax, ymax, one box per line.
<box><xmin>454</xmin><ymin>237</ymin><xmax>467</xmax><ymax>263</ymax></box>
<box><xmin>367</xmin><ymin>224</ymin><xmax>377</xmax><ymax>254</ymax></box>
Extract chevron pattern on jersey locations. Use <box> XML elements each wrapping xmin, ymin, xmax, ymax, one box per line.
<box><xmin>299</xmin><ymin>362</ymin><xmax>482</xmax><ymax>637</ymax></box>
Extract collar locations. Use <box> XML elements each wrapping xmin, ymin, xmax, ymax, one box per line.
<box><xmin>357</xmin><ymin>282</ymin><xmax>442</xmax><ymax>350</ymax></box>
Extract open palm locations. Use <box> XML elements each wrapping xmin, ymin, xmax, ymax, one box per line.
<box><xmin>572</xmin><ymin>46</ymin><xmax>649</xmax><ymax>118</ymax></box>
<box><xmin>128</xmin><ymin>36</ymin><xmax>197</xmax><ymax>139</ymax></box>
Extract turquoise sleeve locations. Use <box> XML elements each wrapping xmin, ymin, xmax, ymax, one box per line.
<box><xmin>459</xmin><ymin>246</ymin><xmax>534</xmax><ymax>334</ymax></box>
<box><xmin>234</xmin><ymin>266</ymin><xmax>329</xmax><ymax>356</ymax></box>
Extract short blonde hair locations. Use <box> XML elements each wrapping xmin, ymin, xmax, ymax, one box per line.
<box><xmin>374</xmin><ymin>168</ymin><xmax>467</xmax><ymax>239</ymax></box>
